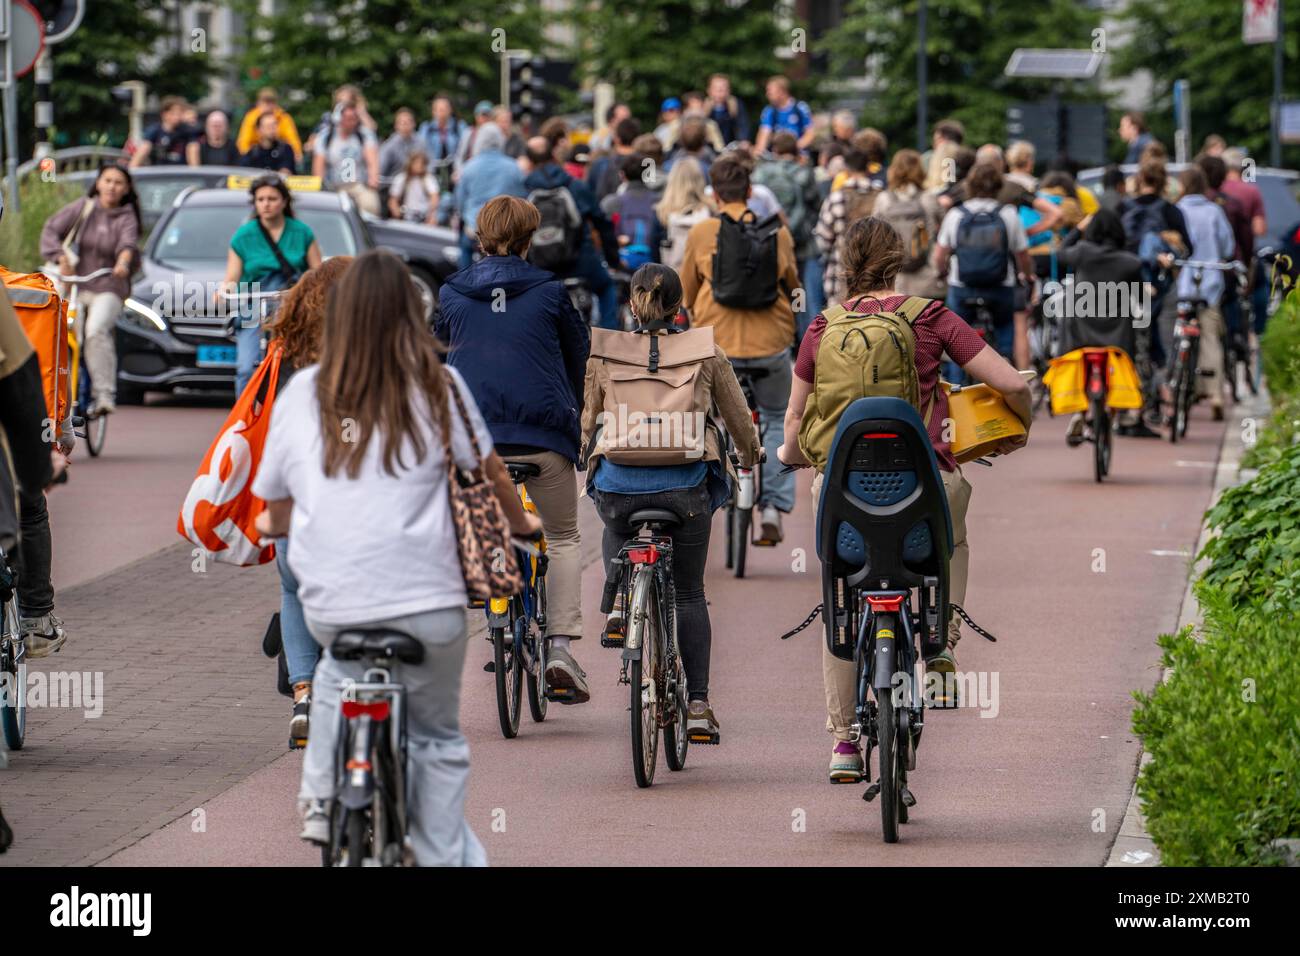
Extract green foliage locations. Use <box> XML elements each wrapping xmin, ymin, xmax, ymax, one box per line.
<box><xmin>1241</xmin><ymin>289</ymin><xmax>1300</xmax><ymax>470</ymax></box>
<box><xmin>576</xmin><ymin>0</ymin><xmax>804</xmax><ymax>127</ymax></box>
<box><xmin>1132</xmin><ymin>590</ymin><xmax>1300</xmax><ymax>866</ymax></box>
<box><xmin>230</xmin><ymin>0</ymin><xmax>547</xmax><ymax>137</ymax></box>
<box><xmin>1112</xmin><ymin>0</ymin><xmax>1300</xmax><ymax>167</ymax></box>
<box><xmin>0</xmin><ymin>179</ymin><xmax>83</xmax><ymax>273</ymax></box>
<box><xmin>823</xmin><ymin>0</ymin><xmax>1103</xmax><ymax>153</ymax></box>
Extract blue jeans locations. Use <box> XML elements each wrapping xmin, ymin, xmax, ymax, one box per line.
<box><xmin>944</xmin><ymin>286</ymin><xmax>1014</xmax><ymax>383</ymax></box>
<box><xmin>798</xmin><ymin>256</ymin><xmax>825</xmax><ymax>346</ymax></box>
<box><xmin>234</xmin><ymin>318</ymin><xmax>262</xmax><ymax>397</ymax></box>
<box><xmin>573</xmin><ymin>256</ymin><xmax>618</xmax><ymax>330</ymax></box>
<box><xmin>728</xmin><ymin>352</ymin><xmax>795</xmax><ymax>513</ymax></box>
<box><xmin>277</xmin><ymin>541</ymin><xmax>319</xmax><ymax>687</ymax></box>
<box><xmin>1252</xmin><ymin>259</ymin><xmax>1271</xmax><ymax>334</ymax></box>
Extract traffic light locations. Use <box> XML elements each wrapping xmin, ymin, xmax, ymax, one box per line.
<box><xmin>30</xmin><ymin>0</ymin><xmax>83</xmax><ymax>43</ymax></box>
<box><xmin>508</xmin><ymin>54</ymin><xmax>548</xmax><ymax>126</ymax></box>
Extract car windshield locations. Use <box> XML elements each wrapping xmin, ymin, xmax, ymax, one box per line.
<box><xmin>149</xmin><ymin>204</ymin><xmax>358</xmax><ymax>267</ymax></box>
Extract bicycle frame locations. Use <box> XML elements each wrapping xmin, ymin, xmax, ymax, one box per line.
<box><xmin>853</xmin><ymin>590</ymin><xmax>924</xmax><ymax>738</ymax></box>
<box><xmin>333</xmin><ymin>664</ymin><xmax>410</xmax><ymax>865</ymax></box>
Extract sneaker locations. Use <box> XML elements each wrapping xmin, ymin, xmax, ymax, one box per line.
<box><xmin>924</xmin><ymin>644</ymin><xmax>957</xmax><ymax>674</ymax></box>
<box><xmin>89</xmin><ymin>395</ymin><xmax>116</xmax><ymax>417</ymax></box>
<box><xmin>685</xmin><ymin>699</ymin><xmax>720</xmax><ymax>744</ymax></box>
<box><xmin>829</xmin><ymin>741</ymin><xmax>864</xmax><ymax>784</ymax></box>
<box><xmin>1212</xmin><ymin>404</ymin><xmax>1225</xmax><ymax>421</ymax></box>
<box><xmin>1065</xmin><ymin>413</ymin><xmax>1086</xmax><ymax>446</ymax></box>
<box><xmin>924</xmin><ymin>644</ymin><xmax>960</xmax><ymax>707</ymax></box>
<box><xmin>601</xmin><ymin>596</ymin><xmax>626</xmax><ymax>647</ymax></box>
<box><xmin>1118</xmin><ymin>421</ymin><xmax>1162</xmax><ymax>439</ymax></box>
<box><xmin>289</xmin><ymin>684</ymin><xmax>311</xmax><ymax>749</ymax></box>
<box><xmin>759</xmin><ymin>505</ymin><xmax>783</xmax><ymax>544</ymax></box>
<box><xmin>20</xmin><ymin>614</ymin><xmax>66</xmax><ymax>659</ymax></box>
<box><xmin>544</xmin><ymin>647</ymin><xmax>591</xmax><ymax>704</ymax></box>
<box><xmin>299</xmin><ymin>798</ymin><xmax>330</xmax><ymax>845</ymax></box>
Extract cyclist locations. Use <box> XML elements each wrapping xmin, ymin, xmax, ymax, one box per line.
<box><xmin>39</xmin><ymin>162</ymin><xmax>141</xmax><ymax>418</ymax></box>
<box><xmin>261</xmin><ymin>256</ymin><xmax>355</xmax><ymax>746</ymax></box>
<box><xmin>252</xmin><ymin>249</ymin><xmax>540</xmax><ymax>865</ymax></box>
<box><xmin>933</xmin><ymin>163</ymin><xmax>1033</xmax><ymax>380</ymax></box>
<box><xmin>436</xmin><ymin>196</ymin><xmax>592</xmax><ymax>703</ymax></box>
<box><xmin>778</xmin><ymin>216</ymin><xmax>1031</xmax><ymax>783</ymax></box>
<box><xmin>870</xmin><ymin>148</ymin><xmax>945</xmax><ymax>299</ymax></box>
<box><xmin>221</xmin><ymin>175</ymin><xmax>322</xmax><ymax>396</ymax></box>
<box><xmin>581</xmin><ymin>263</ymin><xmax>761</xmax><ymax>743</ymax></box>
<box><xmin>655</xmin><ymin>156</ymin><xmax>714</xmax><ymax>272</ymax></box>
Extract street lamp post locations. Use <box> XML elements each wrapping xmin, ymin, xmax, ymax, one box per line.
<box><xmin>916</xmin><ymin>0</ymin><xmax>927</xmax><ymax>152</ymax></box>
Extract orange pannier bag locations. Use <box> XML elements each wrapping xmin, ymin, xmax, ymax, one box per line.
<box><xmin>1042</xmin><ymin>347</ymin><xmax>1143</xmax><ymax>416</ymax></box>
<box><xmin>1</xmin><ymin>268</ymin><xmax>69</xmax><ymax>432</ymax></box>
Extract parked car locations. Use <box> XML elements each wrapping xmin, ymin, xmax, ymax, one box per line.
<box><xmin>114</xmin><ymin>181</ymin><xmax>458</xmax><ymax>402</ymax></box>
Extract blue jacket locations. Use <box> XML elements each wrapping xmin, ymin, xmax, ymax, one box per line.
<box><xmin>524</xmin><ymin>163</ymin><xmax>620</xmax><ymax>274</ymax></box>
<box><xmin>435</xmin><ymin>255</ymin><xmax>590</xmax><ymax>462</ymax></box>
<box><xmin>453</xmin><ymin>149</ymin><xmax>526</xmax><ymax>234</ymax></box>
<box><xmin>418</xmin><ymin>117</ymin><xmax>467</xmax><ymax>164</ymax></box>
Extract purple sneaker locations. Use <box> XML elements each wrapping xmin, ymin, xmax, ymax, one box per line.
<box><xmin>829</xmin><ymin>741</ymin><xmax>864</xmax><ymax>784</ymax></box>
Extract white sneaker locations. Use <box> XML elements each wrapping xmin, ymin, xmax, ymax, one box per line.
<box><xmin>759</xmin><ymin>505</ymin><xmax>783</xmax><ymax>543</ymax></box>
<box><xmin>89</xmin><ymin>395</ymin><xmax>116</xmax><ymax>417</ymax></box>
<box><xmin>299</xmin><ymin>798</ymin><xmax>330</xmax><ymax>845</ymax></box>
<box><xmin>20</xmin><ymin>614</ymin><xmax>66</xmax><ymax>659</ymax></box>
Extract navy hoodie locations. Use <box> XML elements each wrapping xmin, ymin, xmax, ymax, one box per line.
<box><xmin>436</xmin><ymin>255</ymin><xmax>590</xmax><ymax>463</ymax></box>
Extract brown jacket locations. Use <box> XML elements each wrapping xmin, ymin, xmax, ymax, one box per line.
<box><xmin>580</xmin><ymin>328</ymin><xmax>761</xmax><ymax>485</ymax></box>
<box><xmin>680</xmin><ymin>201</ymin><xmax>800</xmax><ymax>359</ymax></box>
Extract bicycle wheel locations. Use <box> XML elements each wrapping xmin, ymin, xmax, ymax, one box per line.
<box><xmin>629</xmin><ymin>574</ymin><xmax>659</xmax><ymax>788</ymax></box>
<box><xmin>663</xmin><ymin>634</ymin><xmax>689</xmax><ymax>773</ymax></box>
<box><xmin>723</xmin><ymin>502</ymin><xmax>735</xmax><ymax>570</ymax></box>
<box><xmin>526</xmin><ymin>627</ymin><xmax>548</xmax><ymax>723</ymax></box>
<box><xmin>872</xmin><ymin>613</ymin><xmax>901</xmax><ymax>844</ymax></box>
<box><xmin>1092</xmin><ymin>402</ymin><xmax>1110</xmax><ymax>483</ymax></box>
<box><xmin>492</xmin><ymin>617</ymin><xmax>523</xmax><ymax>739</ymax></box>
<box><xmin>1169</xmin><ymin>361</ymin><xmax>1187</xmax><ymax>444</ymax></box>
<box><xmin>85</xmin><ymin>412</ymin><xmax>107</xmax><ymax>458</ymax></box>
<box><xmin>731</xmin><ymin>505</ymin><xmax>750</xmax><ymax>579</ymax></box>
<box><xmin>1</xmin><ymin>603</ymin><xmax>26</xmax><ymax>751</ymax></box>
<box><xmin>345</xmin><ymin>810</ymin><xmax>368</xmax><ymax>867</ymax></box>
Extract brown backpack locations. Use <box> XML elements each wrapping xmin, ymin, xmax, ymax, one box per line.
<box><xmin>588</xmin><ymin>326</ymin><xmax>715</xmax><ymax>466</ymax></box>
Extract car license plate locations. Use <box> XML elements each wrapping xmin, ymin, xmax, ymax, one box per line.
<box><xmin>196</xmin><ymin>344</ymin><xmax>237</xmax><ymax>368</ymax></box>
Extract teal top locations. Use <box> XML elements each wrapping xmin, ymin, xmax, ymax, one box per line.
<box><xmin>230</xmin><ymin>216</ymin><xmax>315</xmax><ymax>284</ymax></box>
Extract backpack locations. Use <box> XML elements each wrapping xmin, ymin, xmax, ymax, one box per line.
<box><xmin>954</xmin><ymin>205</ymin><xmax>1010</xmax><ymax>288</ymax></box>
<box><xmin>1</xmin><ymin>268</ymin><xmax>69</xmax><ymax>428</ymax></box>
<box><xmin>588</xmin><ymin>325</ymin><xmax>716</xmax><ymax>466</ymax></box>
<box><xmin>711</xmin><ymin>210</ymin><xmax>781</xmax><ymax>309</ymax></box>
<box><xmin>616</xmin><ymin>187</ymin><xmax>659</xmax><ymax>271</ymax></box>
<box><xmin>663</xmin><ymin>205</ymin><xmax>711</xmax><ymax>271</ymax></box>
<box><xmin>758</xmin><ymin>160</ymin><xmax>811</xmax><ymax>247</ymax></box>
<box><xmin>1121</xmin><ymin>198</ymin><xmax>1170</xmax><ymax>255</ymax></box>
<box><xmin>527</xmin><ymin>185</ymin><xmax>583</xmax><ymax>273</ymax></box>
<box><xmin>877</xmin><ymin>191</ymin><xmax>933</xmax><ymax>272</ymax></box>
<box><xmin>797</xmin><ymin>296</ymin><xmax>934</xmax><ymax>471</ymax></box>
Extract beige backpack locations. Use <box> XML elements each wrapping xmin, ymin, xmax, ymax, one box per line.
<box><xmin>589</xmin><ymin>326</ymin><xmax>715</xmax><ymax>466</ymax></box>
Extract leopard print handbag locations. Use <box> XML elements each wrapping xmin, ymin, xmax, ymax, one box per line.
<box><xmin>445</xmin><ymin>377</ymin><xmax>523</xmax><ymax>601</ymax></box>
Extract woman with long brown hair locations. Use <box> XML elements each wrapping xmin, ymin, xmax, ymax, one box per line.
<box><xmin>253</xmin><ymin>249</ymin><xmax>539</xmax><ymax>864</ymax></box>
<box><xmin>261</xmin><ymin>255</ymin><xmax>352</xmax><ymax>748</ymax></box>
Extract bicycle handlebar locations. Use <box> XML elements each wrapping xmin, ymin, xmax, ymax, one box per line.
<box><xmin>217</xmin><ymin>289</ymin><xmax>287</xmax><ymax>300</ymax></box>
<box><xmin>45</xmin><ymin>267</ymin><xmax>114</xmax><ymax>285</ymax></box>
<box><xmin>1171</xmin><ymin>259</ymin><xmax>1245</xmax><ymax>272</ymax></box>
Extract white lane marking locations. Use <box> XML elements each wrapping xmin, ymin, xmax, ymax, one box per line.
<box><xmin>1122</xmin><ymin>849</ymin><xmax>1155</xmax><ymax>864</ymax></box>
<box><xmin>1148</xmin><ymin>549</ymin><xmax>1191</xmax><ymax>557</ymax></box>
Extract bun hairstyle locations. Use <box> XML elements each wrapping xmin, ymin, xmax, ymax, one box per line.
<box><xmin>628</xmin><ymin>263</ymin><xmax>683</xmax><ymax>327</ymax></box>
<box><xmin>841</xmin><ymin>217</ymin><xmax>903</xmax><ymax>297</ymax></box>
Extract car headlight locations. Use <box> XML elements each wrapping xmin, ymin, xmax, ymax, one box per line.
<box><xmin>441</xmin><ymin>245</ymin><xmax>462</xmax><ymax>265</ymax></box>
<box><xmin>122</xmin><ymin>297</ymin><xmax>167</xmax><ymax>332</ymax></box>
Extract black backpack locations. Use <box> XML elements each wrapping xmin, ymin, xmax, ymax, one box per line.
<box><xmin>1121</xmin><ymin>198</ymin><xmax>1169</xmax><ymax>255</ymax></box>
<box><xmin>954</xmin><ymin>205</ymin><xmax>1009</xmax><ymax>288</ymax></box>
<box><xmin>711</xmin><ymin>210</ymin><xmax>781</xmax><ymax>309</ymax></box>
<box><xmin>527</xmin><ymin>186</ymin><xmax>583</xmax><ymax>273</ymax></box>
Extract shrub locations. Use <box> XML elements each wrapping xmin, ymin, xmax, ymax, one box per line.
<box><xmin>0</xmin><ymin>176</ymin><xmax>83</xmax><ymax>273</ymax></box>
<box><xmin>1133</xmin><ymin>590</ymin><xmax>1300</xmax><ymax>866</ymax></box>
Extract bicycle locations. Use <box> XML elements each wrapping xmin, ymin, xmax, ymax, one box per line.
<box><xmin>723</xmin><ymin>366</ymin><xmax>775</xmax><ymax>578</ymax></box>
<box><xmin>600</xmin><ymin>508</ymin><xmax>691</xmax><ymax>788</ymax></box>
<box><xmin>1081</xmin><ymin>348</ymin><xmax>1114</xmax><ymax>483</ymax></box>
<box><xmin>321</xmin><ymin>628</ymin><xmax>421</xmax><ymax>867</ymax></box>
<box><xmin>483</xmin><ymin>461</ymin><xmax>556</xmax><ymax>739</ymax></box>
<box><xmin>1164</xmin><ymin>259</ymin><xmax>1240</xmax><ymax>443</ymax></box>
<box><xmin>1</xmin><ymin>546</ymin><xmax>26</xmax><ymax>751</ymax></box>
<box><xmin>1222</xmin><ymin>263</ymin><xmax>1256</xmax><ymax>403</ymax></box>
<box><xmin>43</xmin><ymin>267</ymin><xmax>115</xmax><ymax>457</ymax></box>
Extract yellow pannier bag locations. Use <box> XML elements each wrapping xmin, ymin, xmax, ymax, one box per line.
<box><xmin>942</xmin><ymin>380</ymin><xmax>1028</xmax><ymax>464</ymax></box>
<box><xmin>1043</xmin><ymin>347</ymin><xmax>1142</xmax><ymax>416</ymax></box>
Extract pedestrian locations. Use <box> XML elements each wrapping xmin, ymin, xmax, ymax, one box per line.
<box><xmin>754</xmin><ymin>76</ymin><xmax>815</xmax><ymax>154</ymax></box>
<box><xmin>590</xmin><ymin>102</ymin><xmax>632</xmax><ymax>154</ymax></box>
<box><xmin>220</xmin><ymin>174</ymin><xmax>322</xmax><ymax>395</ymax></box>
<box><xmin>604</xmin><ymin>153</ymin><xmax>667</xmax><ymax>271</ymax></box>
<box><xmin>753</xmin><ymin>132</ymin><xmax>820</xmax><ymax>338</ymax></box>
<box><xmin>814</xmin><ymin>146</ymin><xmax>881</xmax><ymax>306</ymax></box>
<box><xmin>419</xmin><ymin>94</ymin><xmax>467</xmax><ymax>170</ymax></box>
<box><xmin>920</xmin><ymin>117</ymin><xmax>964</xmax><ymax>172</ymax></box>
<box><xmin>870</xmin><ymin>148</ymin><xmax>945</xmax><ymax>298</ymax></box>
<box><xmin>450</xmin><ymin>122</ymin><xmax>526</xmax><ymax>270</ymax></box>
<box><xmin>680</xmin><ymin>155</ymin><xmax>801</xmax><ymax>542</ymax></box>
<box><xmin>240</xmin><ymin>111</ymin><xmax>296</xmax><ymax>176</ymax></box>
<box><xmin>679</xmin><ymin>92</ymin><xmax>727</xmax><ymax>153</ymax></box>
<box><xmin>706</xmin><ymin>73</ymin><xmax>750</xmax><ymax>146</ymax></box>
<box><xmin>664</xmin><ymin>116</ymin><xmax>716</xmax><ymax>180</ymax></box>
<box><xmin>453</xmin><ymin>101</ymin><xmax>496</xmax><ymax>184</ymax></box>
<box><xmin>236</xmin><ymin>87</ymin><xmax>304</xmax><ymax>166</ymax></box>
<box><xmin>130</xmin><ymin>96</ymin><xmax>198</xmax><ymax>167</ymax></box>
<box><xmin>655</xmin><ymin>156</ymin><xmax>714</xmax><ymax>272</ymax></box>
<box><xmin>252</xmin><ymin>249</ymin><xmax>540</xmax><ymax>866</ymax></box>
<box><xmin>311</xmin><ymin>104</ymin><xmax>381</xmax><ymax>216</ymax></box>
<box><xmin>435</xmin><ymin>195</ymin><xmax>592</xmax><ymax>702</ymax></box>
<box><xmin>379</xmin><ymin>108</ymin><xmax>423</xmax><ymax>180</ymax></box>
<box><xmin>40</xmin><ymin>162</ymin><xmax>141</xmax><ymax>417</ymax></box>
<box><xmin>187</xmin><ymin>109</ymin><xmax>241</xmax><ymax>167</ymax></box>
<box><xmin>830</xmin><ymin>110</ymin><xmax>857</xmax><ymax>148</ymax></box>
<box><xmin>1119</xmin><ymin>111</ymin><xmax>1154</xmax><ymax>165</ymax></box>
<box><xmin>259</xmin><ymin>255</ymin><xmax>355</xmax><ymax>746</ymax></box>
<box><xmin>388</xmin><ymin>150</ymin><xmax>440</xmax><ymax>224</ymax></box>
<box><xmin>654</xmin><ymin>97</ymin><xmax>683</xmax><ymax>150</ymax></box>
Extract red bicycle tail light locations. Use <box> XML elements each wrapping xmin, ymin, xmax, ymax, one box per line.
<box><xmin>342</xmin><ymin>700</ymin><xmax>390</xmax><ymax>721</ymax></box>
<box><xmin>866</xmin><ymin>595</ymin><xmax>906</xmax><ymax>612</ymax></box>
<box><xmin>861</xmin><ymin>432</ymin><xmax>899</xmax><ymax>439</ymax></box>
<box><xmin>345</xmin><ymin>759</ymin><xmax>372</xmax><ymax>772</ymax></box>
<box><xmin>626</xmin><ymin>545</ymin><xmax>659</xmax><ymax>565</ymax></box>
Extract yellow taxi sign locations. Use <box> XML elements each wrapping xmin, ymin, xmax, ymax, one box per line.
<box><xmin>225</xmin><ymin>174</ymin><xmax>323</xmax><ymax>192</ymax></box>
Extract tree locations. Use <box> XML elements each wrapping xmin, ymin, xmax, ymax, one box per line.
<box><xmin>1112</xmin><ymin>0</ymin><xmax>1298</xmax><ymax>165</ymax></box>
<box><xmin>824</xmin><ymin>0</ymin><xmax>1103</xmax><ymax>156</ymax></box>
<box><xmin>230</xmin><ymin>0</ymin><xmax>547</xmax><ymax>138</ymax></box>
<box><xmin>575</xmin><ymin>0</ymin><xmax>811</xmax><ymax>129</ymax></box>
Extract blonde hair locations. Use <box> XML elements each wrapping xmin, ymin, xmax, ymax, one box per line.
<box><xmin>1006</xmin><ymin>140</ymin><xmax>1035</xmax><ymax>172</ymax></box>
<box><xmin>655</xmin><ymin>156</ymin><xmax>710</xmax><ymax>226</ymax></box>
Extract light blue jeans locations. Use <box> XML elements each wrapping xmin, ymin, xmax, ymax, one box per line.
<box><xmin>300</xmin><ymin>605</ymin><xmax>486</xmax><ymax>867</ymax></box>
<box><xmin>727</xmin><ymin>351</ymin><xmax>795</xmax><ymax>513</ymax></box>
<box><xmin>234</xmin><ymin>319</ymin><xmax>261</xmax><ymax>397</ymax></box>
<box><xmin>276</xmin><ymin>541</ymin><xmax>319</xmax><ymax>687</ymax></box>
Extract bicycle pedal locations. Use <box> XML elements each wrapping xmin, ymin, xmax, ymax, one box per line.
<box><xmin>546</xmin><ymin>687</ymin><xmax>574</xmax><ymax>702</ymax></box>
<box><xmin>901</xmin><ymin>787</ymin><xmax>917</xmax><ymax>808</ymax></box>
<box><xmin>483</xmin><ymin>660</ymin><xmax>495</xmax><ymax>673</ymax></box>
<box><xmin>752</xmin><ymin>537</ymin><xmax>779</xmax><ymax>548</ymax></box>
<box><xmin>687</xmin><ymin>731</ymin><xmax>719</xmax><ymax>745</ymax></box>
<box><xmin>862</xmin><ymin>781</ymin><xmax>881</xmax><ymax>802</ymax></box>
<box><xmin>600</xmin><ymin>628</ymin><xmax>625</xmax><ymax>649</ymax></box>
<box><xmin>289</xmin><ymin>736</ymin><xmax>307</xmax><ymax>751</ymax></box>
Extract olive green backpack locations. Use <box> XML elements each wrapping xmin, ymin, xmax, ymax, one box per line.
<box><xmin>798</xmin><ymin>296</ymin><xmax>935</xmax><ymax>471</ymax></box>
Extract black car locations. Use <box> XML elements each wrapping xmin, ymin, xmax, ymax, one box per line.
<box><xmin>63</xmin><ymin>164</ymin><xmax>250</xmax><ymax>238</ymax></box>
<box><xmin>114</xmin><ymin>184</ymin><xmax>459</xmax><ymax>402</ymax></box>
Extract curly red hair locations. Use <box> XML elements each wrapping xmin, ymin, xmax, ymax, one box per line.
<box><xmin>267</xmin><ymin>256</ymin><xmax>354</xmax><ymax>365</ymax></box>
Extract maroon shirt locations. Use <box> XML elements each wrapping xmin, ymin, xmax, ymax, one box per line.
<box><xmin>1219</xmin><ymin>179</ymin><xmax>1265</xmax><ymax>260</ymax></box>
<box><xmin>795</xmin><ymin>294</ymin><xmax>987</xmax><ymax>471</ymax></box>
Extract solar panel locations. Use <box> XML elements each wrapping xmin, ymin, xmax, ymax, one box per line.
<box><xmin>1005</xmin><ymin>49</ymin><xmax>1103</xmax><ymax>79</ymax></box>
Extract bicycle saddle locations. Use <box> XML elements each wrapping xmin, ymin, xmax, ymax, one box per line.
<box><xmin>331</xmin><ymin>629</ymin><xmax>425</xmax><ymax>665</ymax></box>
<box><xmin>629</xmin><ymin>508</ymin><xmax>681</xmax><ymax>529</ymax></box>
<box><xmin>505</xmin><ymin>461</ymin><xmax>542</xmax><ymax>482</ymax></box>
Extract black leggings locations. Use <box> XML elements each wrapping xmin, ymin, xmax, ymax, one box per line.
<box><xmin>595</xmin><ymin>482</ymin><xmax>713</xmax><ymax>701</ymax></box>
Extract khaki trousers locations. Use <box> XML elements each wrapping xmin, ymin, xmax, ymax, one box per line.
<box><xmin>1194</xmin><ymin>304</ymin><xmax>1225</xmax><ymax>408</ymax></box>
<box><xmin>812</xmin><ymin>467</ymin><xmax>972</xmax><ymax>741</ymax></box>
<box><xmin>501</xmin><ymin>450</ymin><xmax>583</xmax><ymax>639</ymax></box>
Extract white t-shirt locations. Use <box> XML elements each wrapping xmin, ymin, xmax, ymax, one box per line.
<box><xmin>391</xmin><ymin>172</ymin><xmax>439</xmax><ymax>220</ymax></box>
<box><xmin>937</xmin><ymin>198</ymin><xmax>1028</xmax><ymax>287</ymax></box>
<box><xmin>252</xmin><ymin>365</ymin><xmax>494</xmax><ymax>626</ymax></box>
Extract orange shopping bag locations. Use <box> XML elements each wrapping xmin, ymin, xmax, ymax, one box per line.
<box><xmin>177</xmin><ymin>343</ymin><xmax>283</xmax><ymax>566</ymax></box>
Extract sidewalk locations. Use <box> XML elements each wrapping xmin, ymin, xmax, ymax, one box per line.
<box><xmin>1105</xmin><ymin>388</ymin><xmax>1271</xmax><ymax>867</ymax></box>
